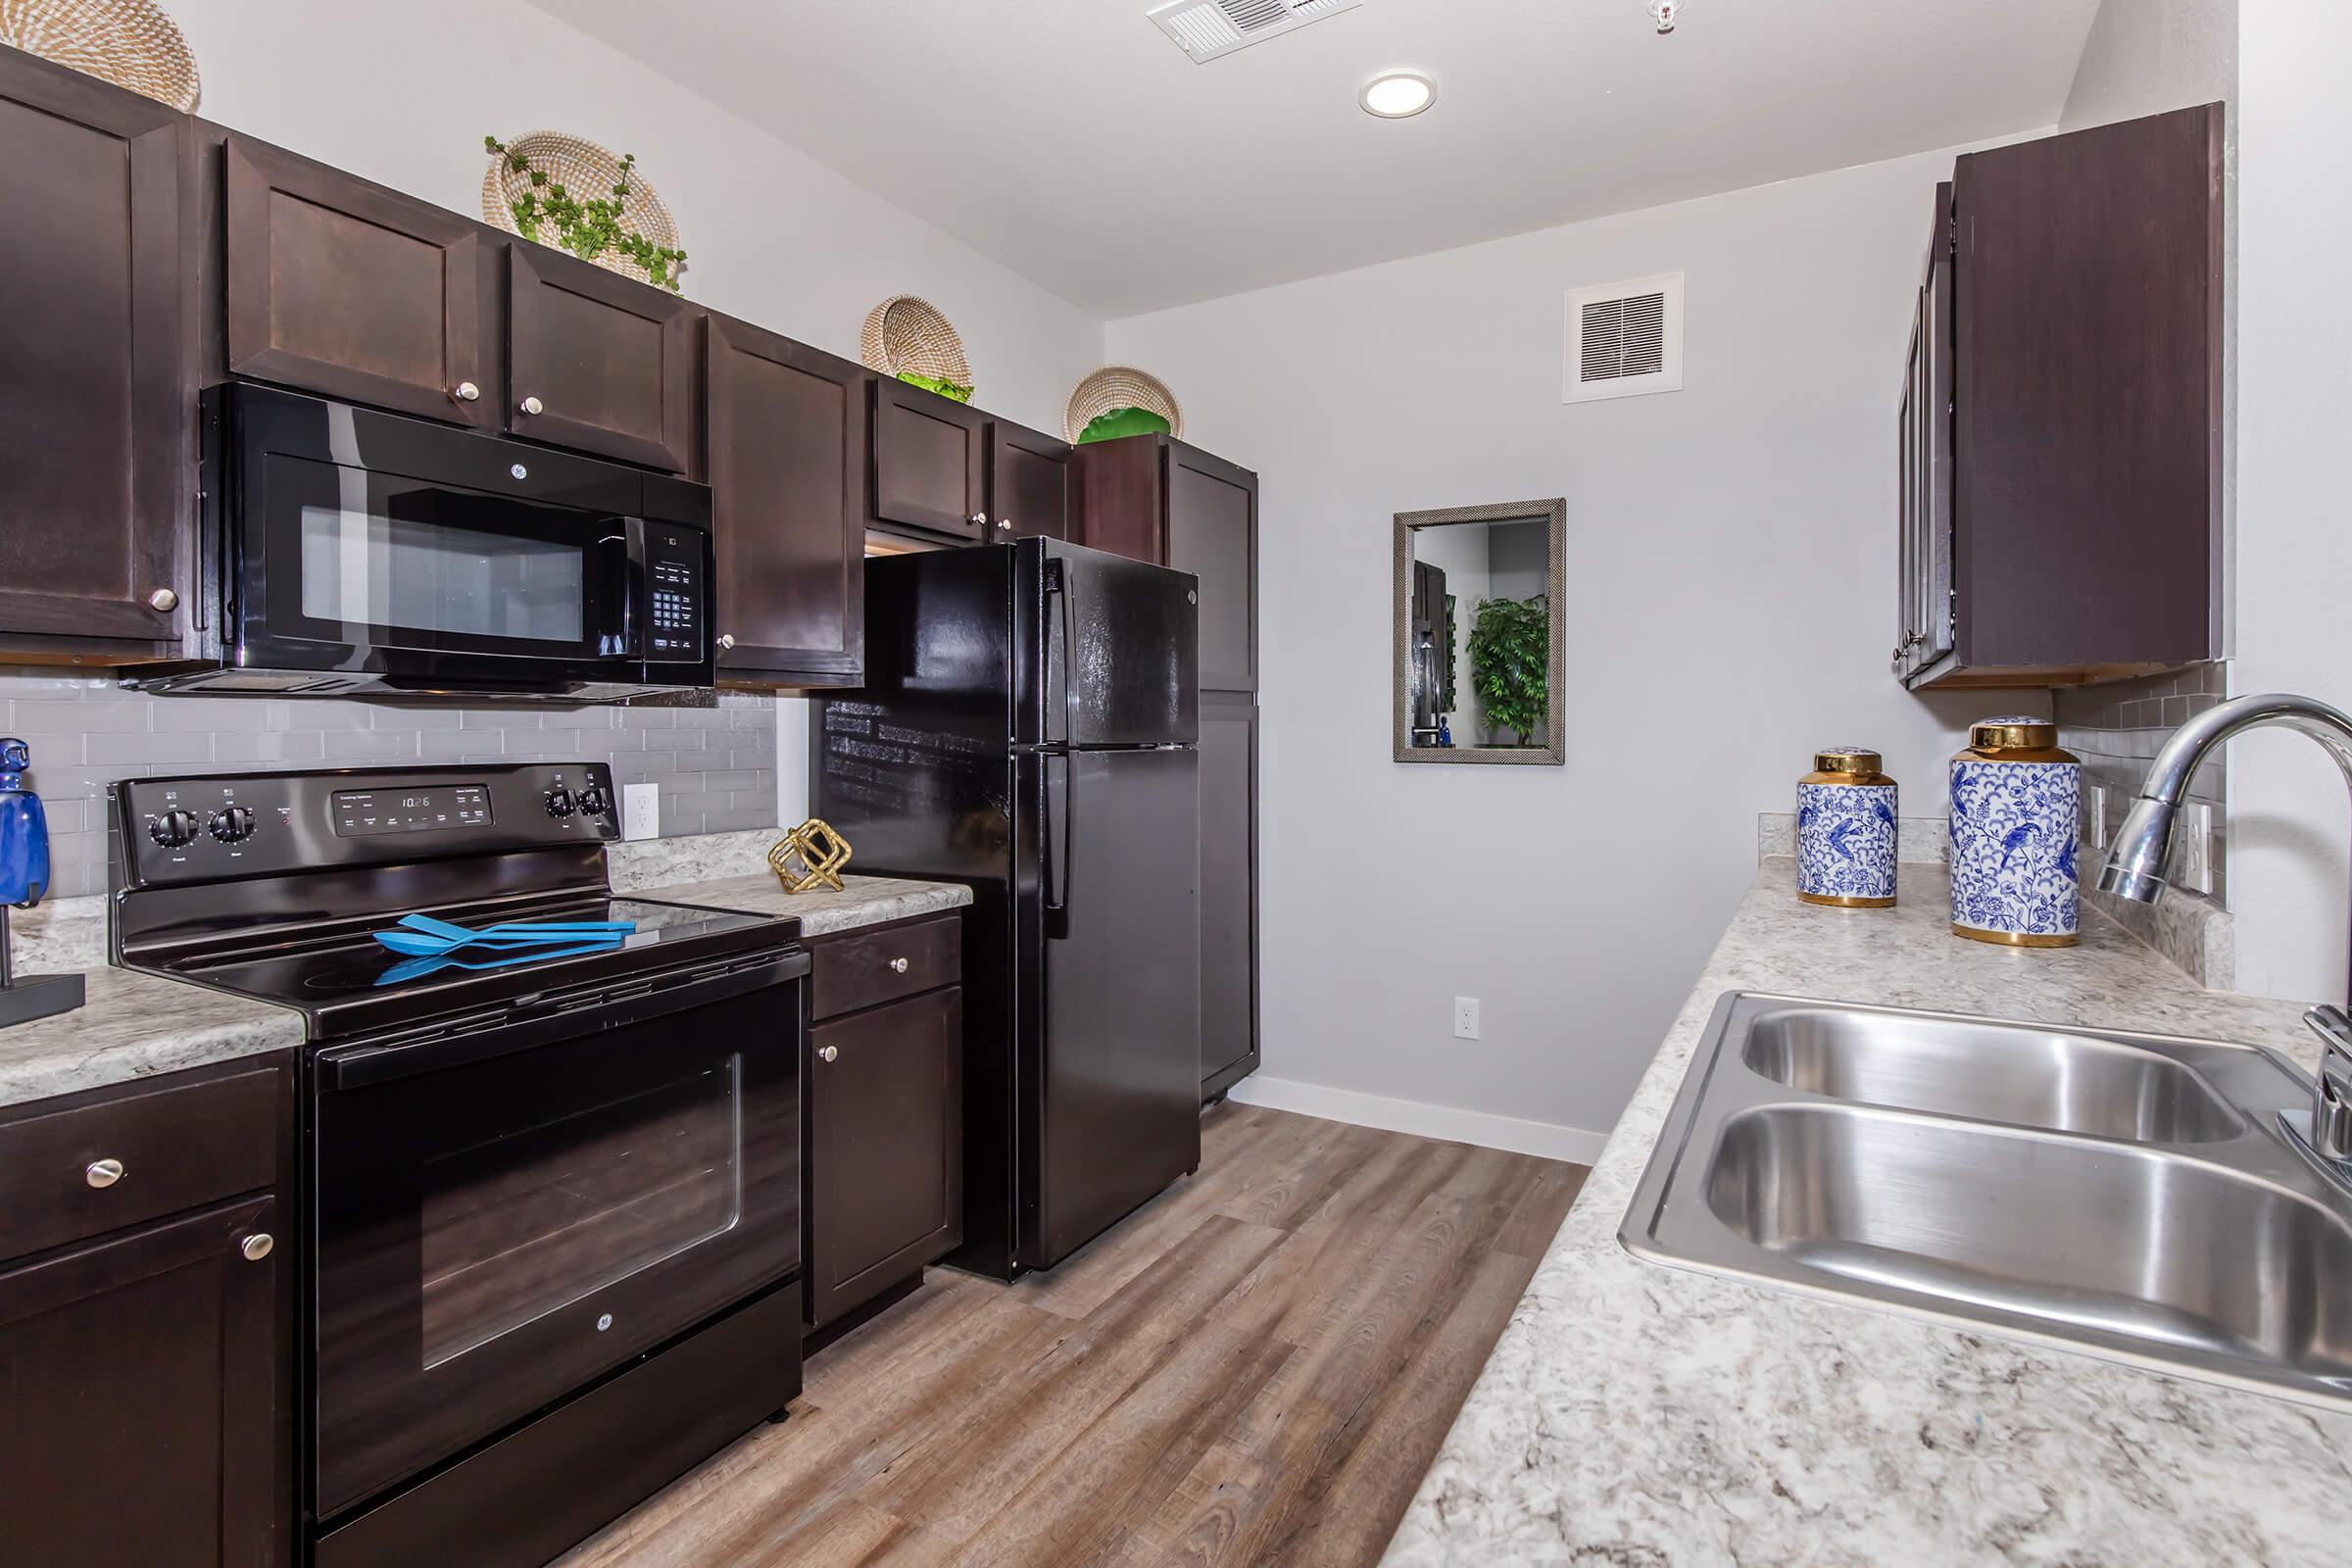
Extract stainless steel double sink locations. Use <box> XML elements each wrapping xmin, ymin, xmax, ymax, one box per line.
<box><xmin>1621</xmin><ymin>995</ymin><xmax>2352</xmax><ymax>1408</ymax></box>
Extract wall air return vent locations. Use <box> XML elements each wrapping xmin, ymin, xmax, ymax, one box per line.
<box><xmin>1564</xmin><ymin>273</ymin><xmax>1685</xmax><ymax>403</ymax></box>
<box><xmin>1148</xmin><ymin>0</ymin><xmax>1364</xmax><ymax>63</ymax></box>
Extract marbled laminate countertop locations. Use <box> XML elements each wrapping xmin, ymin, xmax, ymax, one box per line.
<box><xmin>1383</xmin><ymin>860</ymin><xmax>2352</xmax><ymax>1567</ymax></box>
<box><xmin>632</xmin><ymin>872</ymin><xmax>971</xmax><ymax>935</ymax></box>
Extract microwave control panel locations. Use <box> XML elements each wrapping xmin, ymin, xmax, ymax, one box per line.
<box><xmin>644</xmin><ymin>530</ymin><xmax>705</xmax><ymax>662</ymax></box>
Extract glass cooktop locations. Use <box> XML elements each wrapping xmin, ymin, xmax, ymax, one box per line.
<box><xmin>166</xmin><ymin>895</ymin><xmax>793</xmax><ymax>1037</ymax></box>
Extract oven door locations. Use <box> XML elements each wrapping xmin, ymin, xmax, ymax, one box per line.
<box><xmin>309</xmin><ymin>953</ymin><xmax>805</xmax><ymax>1520</ymax></box>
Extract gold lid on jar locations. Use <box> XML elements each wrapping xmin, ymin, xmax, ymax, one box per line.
<box><xmin>1964</xmin><ymin>716</ymin><xmax>2072</xmax><ymax>761</ymax></box>
<box><xmin>1811</xmin><ymin>747</ymin><xmax>1885</xmax><ymax>776</ymax></box>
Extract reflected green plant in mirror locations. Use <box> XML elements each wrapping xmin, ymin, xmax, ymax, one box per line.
<box><xmin>1468</xmin><ymin>594</ymin><xmax>1549</xmax><ymax>747</ymax></box>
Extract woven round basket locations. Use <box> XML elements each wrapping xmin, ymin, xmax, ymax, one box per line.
<box><xmin>860</xmin><ymin>296</ymin><xmax>973</xmax><ymax>392</ymax></box>
<box><xmin>481</xmin><ymin>130</ymin><xmax>682</xmax><ymax>289</ymax></box>
<box><xmin>1063</xmin><ymin>366</ymin><xmax>1184</xmax><ymax>444</ymax></box>
<box><xmin>0</xmin><ymin>0</ymin><xmax>199</xmax><ymax>111</ymax></box>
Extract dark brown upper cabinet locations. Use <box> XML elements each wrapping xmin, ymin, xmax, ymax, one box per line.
<box><xmin>507</xmin><ymin>244</ymin><xmax>698</xmax><ymax>472</ymax></box>
<box><xmin>0</xmin><ymin>47</ymin><xmax>191</xmax><ymax>660</ymax></box>
<box><xmin>988</xmin><ymin>419</ymin><xmax>1073</xmax><ymax>541</ymax></box>
<box><xmin>869</xmin><ymin>377</ymin><xmax>989</xmax><ymax>540</ymax></box>
<box><xmin>224</xmin><ymin>134</ymin><xmax>498</xmax><ymax>431</ymax></box>
<box><xmin>1073</xmin><ymin>434</ymin><xmax>1259</xmax><ymax>692</ymax></box>
<box><xmin>704</xmin><ymin>314</ymin><xmax>865</xmax><ymax>684</ymax></box>
<box><xmin>1900</xmin><ymin>103</ymin><xmax>2224</xmax><ymax>689</ymax></box>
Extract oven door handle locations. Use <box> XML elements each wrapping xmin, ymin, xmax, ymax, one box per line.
<box><xmin>314</xmin><ymin>949</ymin><xmax>808</xmax><ymax>1091</ymax></box>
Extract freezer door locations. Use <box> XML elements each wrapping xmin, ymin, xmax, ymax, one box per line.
<box><xmin>1022</xmin><ymin>744</ymin><xmax>1201</xmax><ymax>1268</ymax></box>
<box><xmin>1030</xmin><ymin>539</ymin><xmax>1200</xmax><ymax>749</ymax></box>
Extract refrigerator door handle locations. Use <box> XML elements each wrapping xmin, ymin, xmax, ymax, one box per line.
<box><xmin>1044</xmin><ymin>749</ymin><xmax>1073</xmax><ymax>940</ymax></box>
<box><xmin>1043</xmin><ymin>556</ymin><xmax>1075</xmax><ymax>750</ymax></box>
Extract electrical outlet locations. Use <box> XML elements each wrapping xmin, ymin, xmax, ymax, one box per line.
<box><xmin>2086</xmin><ymin>785</ymin><xmax>2109</xmax><ymax>850</ymax></box>
<box><xmin>1452</xmin><ymin>997</ymin><xmax>1481</xmax><ymax>1041</ymax></box>
<box><xmin>622</xmin><ymin>782</ymin><xmax>659</xmax><ymax>842</ymax></box>
<box><xmin>2176</xmin><ymin>801</ymin><xmax>2216</xmax><ymax>895</ymax></box>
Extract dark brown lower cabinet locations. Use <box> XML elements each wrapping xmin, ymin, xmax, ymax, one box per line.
<box><xmin>805</xmin><ymin>916</ymin><xmax>964</xmax><ymax>1329</ymax></box>
<box><xmin>0</xmin><ymin>1193</ymin><xmax>287</xmax><ymax>1568</ymax></box>
<box><xmin>1200</xmin><ymin>691</ymin><xmax>1260</xmax><ymax>1099</ymax></box>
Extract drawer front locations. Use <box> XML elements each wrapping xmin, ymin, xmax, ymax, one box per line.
<box><xmin>0</xmin><ymin>1057</ymin><xmax>288</xmax><ymax>1262</ymax></box>
<box><xmin>810</xmin><ymin>914</ymin><xmax>960</xmax><ymax>1020</ymax></box>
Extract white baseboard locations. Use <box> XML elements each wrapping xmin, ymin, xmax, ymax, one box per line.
<box><xmin>1225</xmin><ymin>1075</ymin><xmax>1611</xmax><ymax>1165</ymax></box>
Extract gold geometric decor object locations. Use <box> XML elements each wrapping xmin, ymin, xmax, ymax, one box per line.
<box><xmin>767</xmin><ymin>817</ymin><xmax>853</xmax><ymax>895</ymax></box>
<box><xmin>1</xmin><ymin>0</ymin><xmax>202</xmax><ymax>111</ymax></box>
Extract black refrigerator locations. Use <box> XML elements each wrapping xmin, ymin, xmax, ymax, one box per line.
<box><xmin>814</xmin><ymin>537</ymin><xmax>1202</xmax><ymax>1279</ymax></box>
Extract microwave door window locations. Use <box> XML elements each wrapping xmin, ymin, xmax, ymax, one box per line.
<box><xmin>299</xmin><ymin>502</ymin><xmax>588</xmax><ymax>645</ymax></box>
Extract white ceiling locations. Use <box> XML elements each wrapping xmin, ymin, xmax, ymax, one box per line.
<box><xmin>533</xmin><ymin>0</ymin><xmax>2103</xmax><ymax>318</ymax></box>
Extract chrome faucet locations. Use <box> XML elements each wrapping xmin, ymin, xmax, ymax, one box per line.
<box><xmin>2099</xmin><ymin>691</ymin><xmax>2352</xmax><ymax>1168</ymax></box>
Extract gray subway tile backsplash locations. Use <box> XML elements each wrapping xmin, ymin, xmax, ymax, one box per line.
<box><xmin>2054</xmin><ymin>662</ymin><xmax>2229</xmax><ymax>906</ymax></box>
<box><xmin>1</xmin><ymin>667</ymin><xmax>778</xmax><ymax>899</ymax></box>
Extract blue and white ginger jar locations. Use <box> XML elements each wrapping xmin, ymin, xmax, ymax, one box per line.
<box><xmin>1948</xmin><ymin>716</ymin><xmax>2079</xmax><ymax>947</ymax></box>
<box><xmin>1796</xmin><ymin>748</ymin><xmax>1898</xmax><ymax>907</ymax></box>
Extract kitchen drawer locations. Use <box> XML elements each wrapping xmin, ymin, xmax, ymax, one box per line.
<box><xmin>809</xmin><ymin>913</ymin><xmax>960</xmax><ymax>1021</ymax></box>
<box><xmin>0</xmin><ymin>1055</ymin><xmax>289</xmax><ymax>1263</ymax></box>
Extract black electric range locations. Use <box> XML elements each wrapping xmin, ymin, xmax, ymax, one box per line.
<box><xmin>110</xmin><ymin>763</ymin><xmax>809</xmax><ymax>1568</ymax></box>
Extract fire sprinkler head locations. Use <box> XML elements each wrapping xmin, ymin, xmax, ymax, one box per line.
<box><xmin>1649</xmin><ymin>0</ymin><xmax>1678</xmax><ymax>32</ymax></box>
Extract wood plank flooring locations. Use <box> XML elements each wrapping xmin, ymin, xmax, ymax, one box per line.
<box><xmin>554</xmin><ymin>1103</ymin><xmax>1590</xmax><ymax>1568</ymax></box>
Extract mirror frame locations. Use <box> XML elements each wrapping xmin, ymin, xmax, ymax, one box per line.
<box><xmin>1393</xmin><ymin>498</ymin><xmax>1567</xmax><ymax>765</ymax></box>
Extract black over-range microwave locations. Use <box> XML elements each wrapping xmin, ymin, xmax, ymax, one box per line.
<box><xmin>137</xmin><ymin>384</ymin><xmax>715</xmax><ymax>701</ymax></box>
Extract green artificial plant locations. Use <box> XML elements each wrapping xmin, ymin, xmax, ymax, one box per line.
<box><xmin>485</xmin><ymin>136</ymin><xmax>686</xmax><ymax>292</ymax></box>
<box><xmin>897</xmin><ymin>370</ymin><xmax>974</xmax><ymax>404</ymax></box>
<box><xmin>1466</xmin><ymin>594</ymin><xmax>1549</xmax><ymax>746</ymax></box>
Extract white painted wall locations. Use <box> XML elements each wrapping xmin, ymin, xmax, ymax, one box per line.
<box><xmin>164</xmin><ymin>0</ymin><xmax>1107</xmax><ymax>835</ymax></box>
<box><xmin>1108</xmin><ymin>149</ymin><xmax>2043</xmax><ymax>1145</ymax></box>
<box><xmin>2223</xmin><ymin>0</ymin><xmax>2352</xmax><ymax>1004</ymax></box>
<box><xmin>2061</xmin><ymin>0</ymin><xmax>2238</xmax><ymax>129</ymax></box>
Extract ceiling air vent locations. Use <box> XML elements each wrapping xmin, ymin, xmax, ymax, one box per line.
<box><xmin>1564</xmin><ymin>273</ymin><xmax>1686</xmax><ymax>403</ymax></box>
<box><xmin>1148</xmin><ymin>0</ymin><xmax>1364</xmax><ymax>63</ymax></box>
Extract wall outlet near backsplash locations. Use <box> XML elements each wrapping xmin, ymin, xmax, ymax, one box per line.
<box><xmin>623</xmin><ymin>782</ymin><xmax>661</xmax><ymax>841</ymax></box>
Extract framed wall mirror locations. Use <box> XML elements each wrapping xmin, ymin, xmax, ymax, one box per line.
<box><xmin>1393</xmin><ymin>499</ymin><xmax>1566</xmax><ymax>765</ymax></box>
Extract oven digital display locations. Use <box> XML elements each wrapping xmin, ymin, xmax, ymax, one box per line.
<box><xmin>332</xmin><ymin>785</ymin><xmax>493</xmax><ymax>837</ymax></box>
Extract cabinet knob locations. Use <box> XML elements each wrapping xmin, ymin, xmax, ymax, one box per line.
<box><xmin>240</xmin><ymin>1233</ymin><xmax>273</xmax><ymax>1262</ymax></box>
<box><xmin>519</xmin><ymin>395</ymin><xmax>545</xmax><ymax>416</ymax></box>
<box><xmin>453</xmin><ymin>380</ymin><xmax>481</xmax><ymax>402</ymax></box>
<box><xmin>717</xmin><ymin>633</ymin><xmax>737</xmax><ymax>651</ymax></box>
<box><xmin>997</xmin><ymin>518</ymin><xmax>1014</xmax><ymax>532</ymax></box>
<box><xmin>84</xmin><ymin>1157</ymin><xmax>125</xmax><ymax>1189</ymax></box>
<box><xmin>818</xmin><ymin>1044</ymin><xmax>839</xmax><ymax>1063</ymax></box>
<box><xmin>146</xmin><ymin>588</ymin><xmax>178</xmax><ymax>613</ymax></box>
<box><xmin>970</xmin><ymin>513</ymin><xmax>988</xmax><ymax>528</ymax></box>
<box><xmin>889</xmin><ymin>956</ymin><xmax>910</xmax><ymax>973</ymax></box>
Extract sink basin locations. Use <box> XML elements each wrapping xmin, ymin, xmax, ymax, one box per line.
<box><xmin>1623</xmin><ymin>994</ymin><xmax>2352</xmax><ymax>1407</ymax></box>
<box><xmin>1740</xmin><ymin>1004</ymin><xmax>2245</xmax><ymax>1142</ymax></box>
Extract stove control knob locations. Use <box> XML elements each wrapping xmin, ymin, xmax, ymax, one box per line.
<box><xmin>150</xmin><ymin>808</ymin><xmax>200</xmax><ymax>848</ymax></box>
<box><xmin>544</xmin><ymin>788</ymin><xmax>577</xmax><ymax>819</ymax></box>
<box><xmin>209</xmin><ymin>806</ymin><xmax>258</xmax><ymax>844</ymax></box>
<box><xmin>575</xmin><ymin>784</ymin><xmax>609</xmax><ymax>817</ymax></box>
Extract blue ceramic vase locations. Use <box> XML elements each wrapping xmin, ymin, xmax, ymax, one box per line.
<box><xmin>0</xmin><ymin>737</ymin><xmax>53</xmax><ymax>909</ymax></box>
<box><xmin>1948</xmin><ymin>717</ymin><xmax>2079</xmax><ymax>947</ymax></box>
<box><xmin>1796</xmin><ymin>748</ymin><xmax>1898</xmax><ymax>906</ymax></box>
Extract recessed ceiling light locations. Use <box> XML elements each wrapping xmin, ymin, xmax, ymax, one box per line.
<box><xmin>1360</xmin><ymin>71</ymin><xmax>1435</xmax><ymax>119</ymax></box>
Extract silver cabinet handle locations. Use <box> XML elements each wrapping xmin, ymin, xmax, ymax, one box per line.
<box><xmin>240</xmin><ymin>1233</ymin><xmax>273</xmax><ymax>1262</ymax></box>
<box><xmin>453</xmin><ymin>380</ymin><xmax>481</xmax><ymax>402</ymax></box>
<box><xmin>84</xmin><ymin>1157</ymin><xmax>125</xmax><ymax>1189</ymax></box>
<box><xmin>889</xmin><ymin>956</ymin><xmax>910</xmax><ymax>973</ymax></box>
<box><xmin>147</xmin><ymin>588</ymin><xmax>178</xmax><ymax>612</ymax></box>
<box><xmin>717</xmin><ymin>634</ymin><xmax>737</xmax><ymax>651</ymax></box>
<box><xmin>818</xmin><ymin>1044</ymin><xmax>839</xmax><ymax>1063</ymax></box>
<box><xmin>519</xmin><ymin>395</ymin><xmax>545</xmax><ymax>416</ymax></box>
<box><xmin>970</xmin><ymin>513</ymin><xmax>988</xmax><ymax>528</ymax></box>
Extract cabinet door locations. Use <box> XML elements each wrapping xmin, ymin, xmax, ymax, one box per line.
<box><xmin>508</xmin><ymin>245</ymin><xmax>697</xmax><ymax>471</ymax></box>
<box><xmin>990</xmin><ymin>420</ymin><xmax>1072</xmax><ymax>541</ymax></box>
<box><xmin>225</xmin><ymin>135</ymin><xmax>495</xmax><ymax>428</ymax></box>
<box><xmin>808</xmin><ymin>988</ymin><xmax>963</xmax><ymax>1327</ymax></box>
<box><xmin>0</xmin><ymin>1195</ymin><xmax>286</xmax><ymax>1568</ymax></box>
<box><xmin>869</xmin><ymin>379</ymin><xmax>988</xmax><ymax>539</ymax></box>
<box><xmin>1199</xmin><ymin>692</ymin><xmax>1259</xmax><ymax>1099</ymax></box>
<box><xmin>1165</xmin><ymin>443</ymin><xmax>1258</xmax><ymax>692</ymax></box>
<box><xmin>0</xmin><ymin>52</ymin><xmax>188</xmax><ymax>651</ymax></box>
<box><xmin>706</xmin><ymin>316</ymin><xmax>864</xmax><ymax>679</ymax></box>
